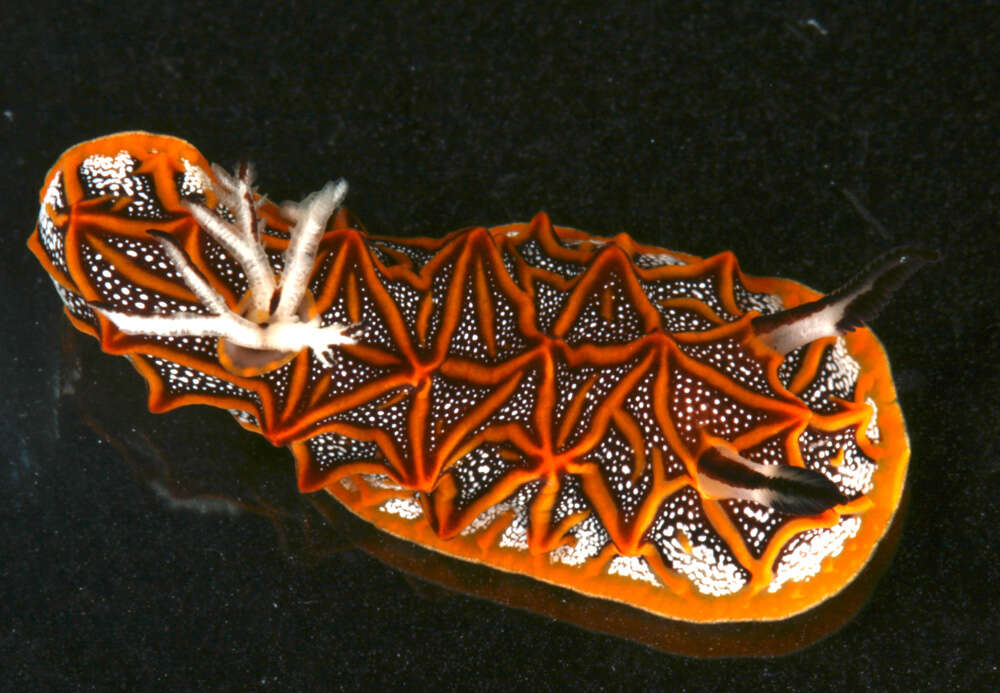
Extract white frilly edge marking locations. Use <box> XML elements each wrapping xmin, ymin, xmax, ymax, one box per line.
<box><xmin>608</xmin><ymin>555</ymin><xmax>661</xmax><ymax>586</ymax></box>
<box><xmin>636</xmin><ymin>251</ymin><xmax>686</xmax><ymax>267</ymax></box>
<box><xmin>81</xmin><ymin>151</ymin><xmax>140</xmax><ymax>198</ymax></box>
<box><xmin>865</xmin><ymin>397</ymin><xmax>881</xmax><ymax>442</ymax></box>
<box><xmin>768</xmin><ymin>516</ymin><xmax>861</xmax><ymax>593</ymax></box>
<box><xmin>379</xmin><ymin>496</ymin><xmax>424</xmax><ymax>520</ymax></box>
<box><xmin>362</xmin><ymin>458</ymin><xmax>860</xmax><ymax>593</ymax></box>
<box><xmin>363</xmin><ymin>473</ymin><xmax>405</xmax><ymax>491</ymax></box>
<box><xmin>91</xmin><ymin>159</ymin><xmax>357</xmax><ymax>367</ymax></box>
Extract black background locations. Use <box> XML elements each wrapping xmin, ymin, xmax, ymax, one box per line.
<box><xmin>2</xmin><ymin>2</ymin><xmax>997</xmax><ymax>690</ymax></box>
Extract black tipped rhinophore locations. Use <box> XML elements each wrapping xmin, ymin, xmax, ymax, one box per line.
<box><xmin>828</xmin><ymin>247</ymin><xmax>941</xmax><ymax>332</ymax></box>
<box><xmin>752</xmin><ymin>246</ymin><xmax>939</xmax><ymax>354</ymax></box>
<box><xmin>758</xmin><ymin>464</ymin><xmax>849</xmax><ymax>516</ymax></box>
<box><xmin>697</xmin><ymin>446</ymin><xmax>847</xmax><ymax>516</ymax></box>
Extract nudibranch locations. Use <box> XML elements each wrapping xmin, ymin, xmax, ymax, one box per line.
<box><xmin>30</xmin><ymin>132</ymin><xmax>934</xmax><ymax>646</ymax></box>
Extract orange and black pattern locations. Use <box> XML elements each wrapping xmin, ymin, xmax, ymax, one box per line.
<box><xmin>30</xmin><ymin>133</ymin><xmax>909</xmax><ymax>624</ymax></box>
